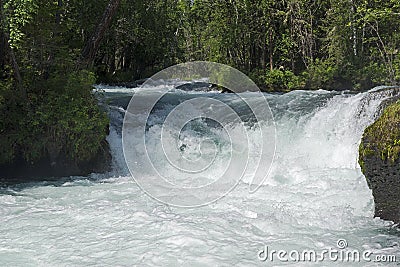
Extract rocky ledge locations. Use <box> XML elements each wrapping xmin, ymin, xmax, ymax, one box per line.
<box><xmin>0</xmin><ymin>139</ymin><xmax>111</xmax><ymax>186</ymax></box>
<box><xmin>359</xmin><ymin>94</ymin><xmax>400</xmax><ymax>224</ymax></box>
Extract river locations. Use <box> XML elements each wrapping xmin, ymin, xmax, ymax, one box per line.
<box><xmin>0</xmin><ymin>84</ymin><xmax>399</xmax><ymax>266</ymax></box>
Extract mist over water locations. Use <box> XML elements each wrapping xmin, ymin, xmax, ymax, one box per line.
<box><xmin>0</xmin><ymin>85</ymin><xmax>399</xmax><ymax>266</ymax></box>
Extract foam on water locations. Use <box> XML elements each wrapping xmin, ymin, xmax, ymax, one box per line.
<box><xmin>0</xmin><ymin>86</ymin><xmax>399</xmax><ymax>266</ymax></box>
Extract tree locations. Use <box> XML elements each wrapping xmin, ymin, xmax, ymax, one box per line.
<box><xmin>0</xmin><ymin>0</ymin><xmax>27</xmax><ymax>98</ymax></box>
<box><xmin>79</xmin><ymin>0</ymin><xmax>121</xmax><ymax>68</ymax></box>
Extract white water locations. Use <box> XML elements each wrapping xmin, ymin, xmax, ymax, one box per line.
<box><xmin>0</xmin><ymin>87</ymin><xmax>399</xmax><ymax>266</ymax></box>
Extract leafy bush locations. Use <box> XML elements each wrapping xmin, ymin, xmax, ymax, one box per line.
<box><xmin>0</xmin><ymin>79</ymin><xmax>22</xmax><ymax>163</ymax></box>
<box><xmin>264</xmin><ymin>69</ymin><xmax>305</xmax><ymax>91</ymax></box>
<box><xmin>303</xmin><ymin>59</ymin><xmax>337</xmax><ymax>89</ymax></box>
<box><xmin>352</xmin><ymin>62</ymin><xmax>387</xmax><ymax>90</ymax></box>
<box><xmin>248</xmin><ymin>68</ymin><xmax>266</xmax><ymax>88</ymax></box>
<box><xmin>0</xmin><ymin>70</ymin><xmax>109</xmax><ymax>165</ymax></box>
<box><xmin>392</xmin><ymin>55</ymin><xmax>400</xmax><ymax>84</ymax></box>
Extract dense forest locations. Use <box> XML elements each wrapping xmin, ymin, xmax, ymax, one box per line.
<box><xmin>1</xmin><ymin>0</ymin><xmax>400</xmax><ymax>174</ymax></box>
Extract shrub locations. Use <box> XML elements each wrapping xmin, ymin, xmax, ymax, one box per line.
<box><xmin>303</xmin><ymin>59</ymin><xmax>337</xmax><ymax>89</ymax></box>
<box><xmin>0</xmin><ymin>70</ymin><xmax>109</xmax><ymax>165</ymax></box>
<box><xmin>264</xmin><ymin>69</ymin><xmax>305</xmax><ymax>91</ymax></box>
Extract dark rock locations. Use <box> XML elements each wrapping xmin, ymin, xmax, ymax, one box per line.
<box><xmin>102</xmin><ymin>78</ymin><xmax>148</xmax><ymax>89</ymax></box>
<box><xmin>0</xmin><ymin>140</ymin><xmax>111</xmax><ymax>186</ymax></box>
<box><xmin>108</xmin><ymin>81</ymin><xmax>138</xmax><ymax>88</ymax></box>
<box><xmin>176</xmin><ymin>82</ymin><xmax>212</xmax><ymax>91</ymax></box>
<box><xmin>359</xmin><ymin>90</ymin><xmax>400</xmax><ymax>224</ymax></box>
<box><xmin>219</xmin><ymin>85</ymin><xmax>234</xmax><ymax>93</ymax></box>
<box><xmin>175</xmin><ymin>82</ymin><xmax>237</xmax><ymax>93</ymax></box>
<box><xmin>135</xmin><ymin>78</ymin><xmax>148</xmax><ymax>86</ymax></box>
<box><xmin>360</xmin><ymin>152</ymin><xmax>400</xmax><ymax>224</ymax></box>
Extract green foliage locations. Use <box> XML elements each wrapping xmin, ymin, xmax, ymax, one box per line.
<box><xmin>353</xmin><ymin>62</ymin><xmax>388</xmax><ymax>90</ymax></box>
<box><xmin>2</xmin><ymin>0</ymin><xmax>400</xmax><ymax>169</ymax></box>
<box><xmin>3</xmin><ymin>0</ymin><xmax>38</xmax><ymax>48</ymax></box>
<box><xmin>248</xmin><ymin>69</ymin><xmax>267</xmax><ymax>89</ymax></box>
<box><xmin>92</xmin><ymin>0</ymin><xmax>400</xmax><ymax>90</ymax></box>
<box><xmin>248</xmin><ymin>68</ymin><xmax>306</xmax><ymax>92</ymax></box>
<box><xmin>0</xmin><ymin>0</ymin><xmax>111</xmax><ymax>167</ymax></box>
<box><xmin>12</xmin><ymin>0</ymin><xmax>392</xmax><ymax>91</ymax></box>
<box><xmin>0</xmin><ymin>71</ymin><xmax>109</xmax><ymax>165</ymax></box>
<box><xmin>264</xmin><ymin>69</ymin><xmax>305</xmax><ymax>91</ymax></box>
<box><xmin>393</xmin><ymin>55</ymin><xmax>400</xmax><ymax>83</ymax></box>
<box><xmin>0</xmin><ymin>79</ymin><xmax>17</xmax><ymax>163</ymax></box>
<box><xmin>304</xmin><ymin>59</ymin><xmax>338</xmax><ymax>89</ymax></box>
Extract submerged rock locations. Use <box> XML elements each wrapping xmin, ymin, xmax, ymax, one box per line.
<box><xmin>359</xmin><ymin>95</ymin><xmax>400</xmax><ymax>224</ymax></box>
<box><xmin>175</xmin><ymin>82</ymin><xmax>234</xmax><ymax>93</ymax></box>
<box><xmin>175</xmin><ymin>82</ymin><xmax>212</xmax><ymax>91</ymax></box>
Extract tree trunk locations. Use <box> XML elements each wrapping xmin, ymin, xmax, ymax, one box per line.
<box><xmin>269</xmin><ymin>28</ymin><xmax>273</xmax><ymax>71</ymax></box>
<box><xmin>6</xmin><ymin>33</ymin><xmax>25</xmax><ymax>98</ymax></box>
<box><xmin>78</xmin><ymin>0</ymin><xmax>121</xmax><ymax>69</ymax></box>
<box><xmin>260</xmin><ymin>40</ymin><xmax>266</xmax><ymax>70</ymax></box>
<box><xmin>0</xmin><ymin>32</ymin><xmax>5</xmax><ymax>76</ymax></box>
<box><xmin>0</xmin><ymin>0</ymin><xmax>26</xmax><ymax>99</ymax></box>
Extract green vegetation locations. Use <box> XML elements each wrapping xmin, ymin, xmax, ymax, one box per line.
<box><xmin>0</xmin><ymin>0</ymin><xmax>110</xmax><ymax>168</ymax></box>
<box><xmin>359</xmin><ymin>100</ymin><xmax>400</xmax><ymax>170</ymax></box>
<box><xmin>1</xmin><ymin>0</ymin><xmax>400</xmax><ymax>170</ymax></box>
<box><xmin>92</xmin><ymin>0</ymin><xmax>400</xmax><ymax>91</ymax></box>
<box><xmin>0</xmin><ymin>70</ymin><xmax>109</xmax><ymax>165</ymax></box>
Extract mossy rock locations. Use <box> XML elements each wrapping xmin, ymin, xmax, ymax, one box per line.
<box><xmin>359</xmin><ymin>100</ymin><xmax>400</xmax><ymax>224</ymax></box>
<box><xmin>359</xmin><ymin>100</ymin><xmax>400</xmax><ymax>166</ymax></box>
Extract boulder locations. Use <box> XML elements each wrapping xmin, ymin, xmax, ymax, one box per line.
<box><xmin>359</xmin><ymin>99</ymin><xmax>400</xmax><ymax>224</ymax></box>
<box><xmin>0</xmin><ymin>140</ymin><xmax>111</xmax><ymax>185</ymax></box>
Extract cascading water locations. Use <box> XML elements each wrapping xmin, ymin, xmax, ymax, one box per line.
<box><xmin>0</xmin><ymin>85</ymin><xmax>399</xmax><ymax>266</ymax></box>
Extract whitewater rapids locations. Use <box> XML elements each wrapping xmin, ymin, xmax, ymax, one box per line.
<box><xmin>0</xmin><ymin>85</ymin><xmax>399</xmax><ymax>266</ymax></box>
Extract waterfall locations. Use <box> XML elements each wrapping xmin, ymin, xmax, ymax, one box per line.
<box><xmin>1</xmin><ymin>86</ymin><xmax>397</xmax><ymax>266</ymax></box>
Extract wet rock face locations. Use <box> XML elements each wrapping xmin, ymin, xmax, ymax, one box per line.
<box><xmin>359</xmin><ymin>99</ymin><xmax>400</xmax><ymax>224</ymax></box>
<box><xmin>0</xmin><ymin>141</ymin><xmax>111</xmax><ymax>185</ymax></box>
<box><xmin>360</xmin><ymin>152</ymin><xmax>400</xmax><ymax>224</ymax></box>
